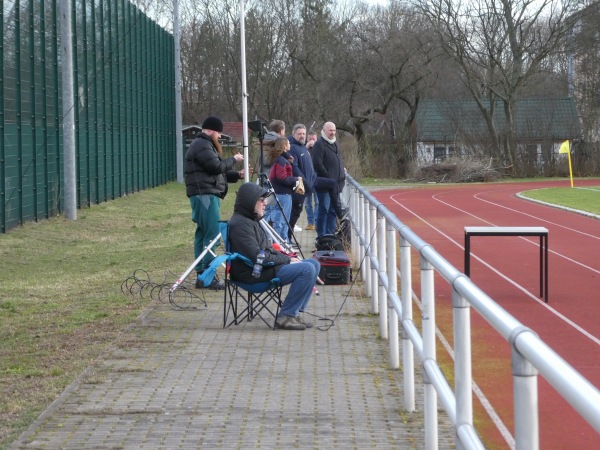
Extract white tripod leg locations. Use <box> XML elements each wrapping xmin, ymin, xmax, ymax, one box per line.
<box><xmin>170</xmin><ymin>232</ymin><xmax>223</xmax><ymax>293</ymax></box>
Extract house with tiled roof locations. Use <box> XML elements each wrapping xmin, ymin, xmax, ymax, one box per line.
<box><xmin>415</xmin><ymin>98</ymin><xmax>581</xmax><ymax>165</ymax></box>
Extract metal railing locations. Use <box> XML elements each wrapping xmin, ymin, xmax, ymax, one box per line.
<box><xmin>344</xmin><ymin>175</ymin><xmax>600</xmax><ymax>450</ymax></box>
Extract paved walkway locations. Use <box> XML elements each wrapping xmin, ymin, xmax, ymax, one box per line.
<box><xmin>11</xmin><ymin>218</ymin><xmax>455</xmax><ymax>449</ymax></box>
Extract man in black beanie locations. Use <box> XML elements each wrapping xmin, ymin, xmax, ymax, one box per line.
<box><xmin>185</xmin><ymin>115</ymin><xmax>246</xmax><ymax>289</ymax></box>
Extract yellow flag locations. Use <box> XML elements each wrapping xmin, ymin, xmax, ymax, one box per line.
<box><xmin>559</xmin><ymin>140</ymin><xmax>570</xmax><ymax>154</ymax></box>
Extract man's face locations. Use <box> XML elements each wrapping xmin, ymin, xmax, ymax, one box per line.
<box><xmin>323</xmin><ymin>124</ymin><xmax>336</xmax><ymax>140</ymax></box>
<box><xmin>307</xmin><ymin>134</ymin><xmax>317</xmax><ymax>146</ymax></box>
<box><xmin>293</xmin><ymin>128</ymin><xmax>306</xmax><ymax>145</ymax></box>
<box><xmin>255</xmin><ymin>197</ymin><xmax>267</xmax><ymax>217</ymax></box>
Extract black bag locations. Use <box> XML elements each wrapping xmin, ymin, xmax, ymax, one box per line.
<box><xmin>313</xmin><ymin>250</ymin><xmax>352</xmax><ymax>285</ymax></box>
<box><xmin>315</xmin><ymin>234</ymin><xmax>344</xmax><ymax>251</ymax></box>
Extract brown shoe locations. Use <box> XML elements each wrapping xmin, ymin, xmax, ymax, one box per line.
<box><xmin>305</xmin><ymin>224</ymin><xmax>316</xmax><ymax>231</ymax></box>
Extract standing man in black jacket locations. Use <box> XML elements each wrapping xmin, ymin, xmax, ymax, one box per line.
<box><xmin>311</xmin><ymin>121</ymin><xmax>346</xmax><ymax>237</ymax></box>
<box><xmin>184</xmin><ymin>115</ymin><xmax>246</xmax><ymax>289</ymax></box>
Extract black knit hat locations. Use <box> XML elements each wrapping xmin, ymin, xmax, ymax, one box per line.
<box><xmin>201</xmin><ymin>115</ymin><xmax>224</xmax><ymax>133</ymax></box>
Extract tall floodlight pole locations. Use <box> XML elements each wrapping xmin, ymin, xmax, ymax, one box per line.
<box><xmin>240</xmin><ymin>0</ymin><xmax>250</xmax><ymax>181</ymax></box>
<box><xmin>60</xmin><ymin>0</ymin><xmax>77</xmax><ymax>220</ymax></box>
<box><xmin>174</xmin><ymin>0</ymin><xmax>184</xmax><ymax>183</ymax></box>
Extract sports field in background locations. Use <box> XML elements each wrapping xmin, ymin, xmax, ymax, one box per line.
<box><xmin>519</xmin><ymin>183</ymin><xmax>600</xmax><ymax>216</ymax></box>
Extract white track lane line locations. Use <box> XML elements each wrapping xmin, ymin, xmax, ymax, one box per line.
<box><xmin>389</xmin><ymin>192</ymin><xmax>600</xmax><ymax>346</ymax></box>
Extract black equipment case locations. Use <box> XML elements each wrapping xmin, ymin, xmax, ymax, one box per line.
<box><xmin>313</xmin><ymin>250</ymin><xmax>352</xmax><ymax>285</ymax></box>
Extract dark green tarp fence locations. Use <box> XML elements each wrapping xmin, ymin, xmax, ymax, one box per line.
<box><xmin>1</xmin><ymin>0</ymin><xmax>176</xmax><ymax>233</ymax></box>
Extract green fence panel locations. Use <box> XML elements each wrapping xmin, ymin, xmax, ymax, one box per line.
<box><xmin>1</xmin><ymin>0</ymin><xmax>176</xmax><ymax>233</ymax></box>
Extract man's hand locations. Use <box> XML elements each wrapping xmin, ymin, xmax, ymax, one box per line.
<box><xmin>239</xmin><ymin>167</ymin><xmax>254</xmax><ymax>178</ymax></box>
<box><xmin>234</xmin><ymin>153</ymin><xmax>244</xmax><ymax>162</ymax></box>
<box><xmin>290</xmin><ymin>257</ymin><xmax>301</xmax><ymax>263</ymax></box>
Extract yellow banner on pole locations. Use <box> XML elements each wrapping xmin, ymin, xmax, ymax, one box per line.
<box><xmin>559</xmin><ymin>140</ymin><xmax>574</xmax><ymax>187</ymax></box>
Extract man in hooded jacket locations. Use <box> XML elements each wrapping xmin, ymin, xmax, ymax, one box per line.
<box><xmin>229</xmin><ymin>182</ymin><xmax>320</xmax><ymax>330</ymax></box>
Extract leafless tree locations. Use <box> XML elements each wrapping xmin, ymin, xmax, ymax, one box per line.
<box><xmin>415</xmin><ymin>0</ymin><xmax>580</xmax><ymax>174</ymax></box>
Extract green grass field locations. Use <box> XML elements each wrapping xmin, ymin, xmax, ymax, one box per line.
<box><xmin>519</xmin><ymin>185</ymin><xmax>600</xmax><ymax>216</ymax></box>
<box><xmin>0</xmin><ymin>181</ymin><xmax>238</xmax><ymax>449</ymax></box>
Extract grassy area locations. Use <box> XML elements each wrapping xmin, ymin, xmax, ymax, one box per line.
<box><xmin>519</xmin><ymin>185</ymin><xmax>600</xmax><ymax>215</ymax></box>
<box><xmin>0</xmin><ymin>181</ymin><xmax>238</xmax><ymax>449</ymax></box>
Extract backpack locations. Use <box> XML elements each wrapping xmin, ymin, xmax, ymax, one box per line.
<box><xmin>335</xmin><ymin>218</ymin><xmax>351</xmax><ymax>249</ymax></box>
<box><xmin>315</xmin><ymin>234</ymin><xmax>344</xmax><ymax>251</ymax></box>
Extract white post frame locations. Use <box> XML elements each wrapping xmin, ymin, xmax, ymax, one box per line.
<box><xmin>351</xmin><ymin>186</ymin><xmax>359</xmax><ymax>259</ymax></box>
<box><xmin>387</xmin><ymin>222</ymin><xmax>400</xmax><ymax>368</ymax></box>
<box><xmin>364</xmin><ymin>197</ymin><xmax>372</xmax><ymax>299</ymax></box>
<box><xmin>377</xmin><ymin>212</ymin><xmax>387</xmax><ymax>338</ymax></box>
<box><xmin>359</xmin><ymin>192</ymin><xmax>367</xmax><ymax>285</ymax></box>
<box><xmin>453</xmin><ymin>288</ymin><xmax>473</xmax><ymax>450</ymax></box>
<box><xmin>511</xmin><ymin>328</ymin><xmax>540</xmax><ymax>450</ymax></box>
<box><xmin>401</xmin><ymin>235</ymin><xmax>415</xmax><ymax>411</ymax></box>
<box><xmin>421</xmin><ymin>257</ymin><xmax>439</xmax><ymax>450</ymax></box>
<box><xmin>370</xmin><ymin>203</ymin><xmax>378</xmax><ymax>312</ymax></box>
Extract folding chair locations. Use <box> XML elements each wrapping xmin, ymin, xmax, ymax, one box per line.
<box><xmin>198</xmin><ymin>221</ymin><xmax>284</xmax><ymax>329</ymax></box>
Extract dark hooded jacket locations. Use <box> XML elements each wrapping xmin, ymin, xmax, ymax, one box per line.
<box><xmin>184</xmin><ymin>132</ymin><xmax>241</xmax><ymax>198</ymax></box>
<box><xmin>311</xmin><ymin>136</ymin><xmax>345</xmax><ymax>190</ymax></box>
<box><xmin>228</xmin><ymin>182</ymin><xmax>291</xmax><ymax>283</ymax></box>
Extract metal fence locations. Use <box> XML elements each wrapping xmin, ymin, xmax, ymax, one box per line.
<box><xmin>1</xmin><ymin>0</ymin><xmax>176</xmax><ymax>233</ymax></box>
<box><xmin>344</xmin><ymin>175</ymin><xmax>600</xmax><ymax>449</ymax></box>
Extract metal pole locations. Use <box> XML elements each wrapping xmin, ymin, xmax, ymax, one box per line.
<box><xmin>60</xmin><ymin>0</ymin><xmax>77</xmax><ymax>220</ymax></box>
<box><xmin>174</xmin><ymin>0</ymin><xmax>183</xmax><ymax>183</ymax></box>
<box><xmin>401</xmin><ymin>235</ymin><xmax>415</xmax><ymax>411</ymax></box>
<box><xmin>369</xmin><ymin>203</ymin><xmax>377</xmax><ymax>312</ymax></box>
<box><xmin>453</xmin><ymin>289</ymin><xmax>473</xmax><ymax>450</ymax></box>
<box><xmin>377</xmin><ymin>212</ymin><xmax>387</xmax><ymax>337</ymax></box>
<box><xmin>239</xmin><ymin>0</ymin><xmax>249</xmax><ymax>181</ymax></box>
<box><xmin>421</xmin><ymin>257</ymin><xmax>438</xmax><ymax>449</ymax></box>
<box><xmin>387</xmin><ymin>222</ymin><xmax>399</xmax><ymax>368</ymax></box>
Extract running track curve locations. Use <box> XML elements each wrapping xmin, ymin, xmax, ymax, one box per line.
<box><xmin>372</xmin><ymin>179</ymin><xmax>600</xmax><ymax>449</ymax></box>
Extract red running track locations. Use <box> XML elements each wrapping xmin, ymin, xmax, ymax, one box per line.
<box><xmin>372</xmin><ymin>180</ymin><xmax>600</xmax><ymax>449</ymax></box>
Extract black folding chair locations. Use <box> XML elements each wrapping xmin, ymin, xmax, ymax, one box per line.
<box><xmin>198</xmin><ymin>221</ymin><xmax>283</xmax><ymax>329</ymax></box>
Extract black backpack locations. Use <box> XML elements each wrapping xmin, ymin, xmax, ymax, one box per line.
<box><xmin>315</xmin><ymin>234</ymin><xmax>344</xmax><ymax>251</ymax></box>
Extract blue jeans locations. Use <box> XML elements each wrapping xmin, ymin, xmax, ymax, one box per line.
<box><xmin>316</xmin><ymin>191</ymin><xmax>337</xmax><ymax>237</ymax></box>
<box><xmin>271</xmin><ymin>194</ymin><xmax>292</xmax><ymax>243</ymax></box>
<box><xmin>305</xmin><ymin>191</ymin><xmax>318</xmax><ymax>225</ymax></box>
<box><xmin>190</xmin><ymin>194</ymin><xmax>221</xmax><ymax>272</ymax></box>
<box><xmin>276</xmin><ymin>258</ymin><xmax>320</xmax><ymax>317</ymax></box>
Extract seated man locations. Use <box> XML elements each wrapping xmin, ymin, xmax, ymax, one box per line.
<box><xmin>229</xmin><ymin>182</ymin><xmax>320</xmax><ymax>331</ymax></box>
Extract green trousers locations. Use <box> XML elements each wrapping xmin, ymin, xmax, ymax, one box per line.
<box><xmin>190</xmin><ymin>194</ymin><xmax>221</xmax><ymax>273</ymax></box>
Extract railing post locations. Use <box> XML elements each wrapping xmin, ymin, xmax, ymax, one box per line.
<box><xmin>359</xmin><ymin>193</ymin><xmax>367</xmax><ymax>287</ymax></box>
<box><xmin>421</xmin><ymin>256</ymin><xmax>438</xmax><ymax>450</ymax></box>
<box><xmin>377</xmin><ymin>212</ymin><xmax>387</xmax><ymax>338</ymax></box>
<box><xmin>511</xmin><ymin>328</ymin><xmax>539</xmax><ymax>450</ymax></box>
<box><xmin>351</xmin><ymin>186</ymin><xmax>359</xmax><ymax>259</ymax></box>
<box><xmin>370</xmin><ymin>203</ymin><xmax>378</xmax><ymax>313</ymax></box>
<box><xmin>363</xmin><ymin>197</ymin><xmax>373</xmax><ymax>305</ymax></box>
<box><xmin>453</xmin><ymin>288</ymin><xmax>473</xmax><ymax>450</ymax></box>
<box><xmin>387</xmin><ymin>222</ymin><xmax>399</xmax><ymax>368</ymax></box>
<box><xmin>401</xmin><ymin>235</ymin><xmax>415</xmax><ymax>411</ymax></box>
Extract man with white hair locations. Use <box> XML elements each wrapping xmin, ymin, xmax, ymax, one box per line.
<box><xmin>311</xmin><ymin>121</ymin><xmax>346</xmax><ymax>237</ymax></box>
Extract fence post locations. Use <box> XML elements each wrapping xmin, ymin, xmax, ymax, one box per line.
<box><xmin>401</xmin><ymin>235</ymin><xmax>415</xmax><ymax>411</ymax></box>
<box><xmin>387</xmin><ymin>222</ymin><xmax>399</xmax><ymax>368</ymax></box>
<box><xmin>369</xmin><ymin>202</ymin><xmax>378</xmax><ymax>312</ymax></box>
<box><xmin>421</xmin><ymin>256</ymin><xmax>438</xmax><ymax>449</ymax></box>
<box><xmin>453</xmin><ymin>288</ymin><xmax>473</xmax><ymax>450</ymax></box>
<box><xmin>511</xmin><ymin>328</ymin><xmax>539</xmax><ymax>450</ymax></box>
<box><xmin>377</xmin><ymin>212</ymin><xmax>387</xmax><ymax>339</ymax></box>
